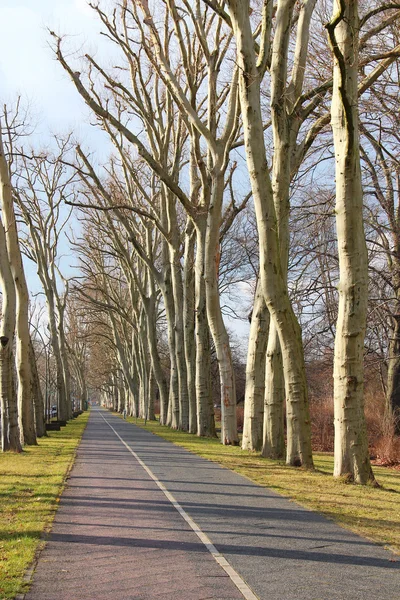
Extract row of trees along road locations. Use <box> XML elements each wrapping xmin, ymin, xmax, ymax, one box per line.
<box><xmin>1</xmin><ymin>0</ymin><xmax>400</xmax><ymax>485</ymax></box>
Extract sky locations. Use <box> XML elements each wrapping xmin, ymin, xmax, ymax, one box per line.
<box><xmin>1</xmin><ymin>1</ymin><xmax>114</xmax><ymax>294</ymax></box>
<box><xmin>1</xmin><ymin>0</ymin><xmax>251</xmax><ymax>346</ymax></box>
<box><xmin>2</xmin><ymin>1</ymin><xmax>101</xmax><ymax>138</ymax></box>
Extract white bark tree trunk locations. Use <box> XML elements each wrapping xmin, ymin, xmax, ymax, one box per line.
<box><xmin>183</xmin><ymin>219</ymin><xmax>197</xmax><ymax>434</ymax></box>
<box><xmin>227</xmin><ymin>0</ymin><xmax>313</xmax><ymax>467</ymax></box>
<box><xmin>167</xmin><ymin>192</ymin><xmax>190</xmax><ymax>431</ymax></box>
<box><xmin>0</xmin><ymin>214</ymin><xmax>22</xmax><ymax>452</ymax></box>
<box><xmin>0</xmin><ymin>131</ymin><xmax>36</xmax><ymax>445</ymax></box>
<box><xmin>109</xmin><ymin>311</ymin><xmax>138</xmax><ymax>413</ymax></box>
<box><xmin>386</xmin><ymin>304</ymin><xmax>400</xmax><ymax>431</ymax></box>
<box><xmin>262</xmin><ymin>323</ymin><xmax>285</xmax><ymax>459</ymax></box>
<box><xmin>143</xmin><ymin>291</ymin><xmax>169</xmax><ymax>424</ymax></box>
<box><xmin>148</xmin><ymin>369</ymin><xmax>156</xmax><ymax>421</ymax></box>
<box><xmin>195</xmin><ymin>215</ymin><xmax>216</xmax><ymax>438</ymax></box>
<box><xmin>14</xmin><ymin>208</ymin><xmax>71</xmax><ymax>424</ymax></box>
<box><xmin>242</xmin><ymin>278</ymin><xmax>269</xmax><ymax>451</ymax></box>
<box><xmin>29</xmin><ymin>340</ymin><xmax>46</xmax><ymax>437</ymax></box>
<box><xmin>46</xmin><ymin>291</ymin><xmax>68</xmax><ymax>422</ymax></box>
<box><xmin>57</xmin><ymin>301</ymin><xmax>72</xmax><ymax>420</ymax></box>
<box><xmin>262</xmin><ymin>0</ymin><xmax>317</xmax><ymax>460</ymax></box>
<box><xmin>328</xmin><ymin>0</ymin><xmax>375</xmax><ymax>484</ymax></box>
<box><xmin>204</xmin><ymin>171</ymin><xmax>238</xmax><ymax>445</ymax></box>
<box><xmin>263</xmin><ymin>0</ymin><xmax>295</xmax><ymax>459</ymax></box>
<box><xmin>138</xmin><ymin>309</ymin><xmax>150</xmax><ymax>419</ymax></box>
<box><xmin>160</xmin><ymin>199</ymin><xmax>180</xmax><ymax>428</ymax></box>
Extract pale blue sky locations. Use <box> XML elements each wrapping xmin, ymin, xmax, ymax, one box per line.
<box><xmin>1</xmin><ymin>0</ymin><xmax>107</xmax><ymax>294</ymax></box>
<box><xmin>1</xmin><ymin>0</ymin><xmax>102</xmax><ymax>139</ymax></box>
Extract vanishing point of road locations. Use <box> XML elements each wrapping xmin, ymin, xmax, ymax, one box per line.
<box><xmin>24</xmin><ymin>408</ymin><xmax>400</xmax><ymax>600</ymax></box>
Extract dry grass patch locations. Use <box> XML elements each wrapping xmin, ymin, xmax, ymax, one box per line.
<box><xmin>0</xmin><ymin>412</ymin><xmax>89</xmax><ymax>600</ymax></box>
<box><xmin>122</xmin><ymin>415</ymin><xmax>400</xmax><ymax>556</ymax></box>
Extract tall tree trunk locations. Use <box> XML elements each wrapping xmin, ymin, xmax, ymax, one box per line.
<box><xmin>132</xmin><ymin>332</ymin><xmax>142</xmax><ymax>418</ymax></box>
<box><xmin>139</xmin><ymin>309</ymin><xmax>150</xmax><ymax>419</ymax></box>
<box><xmin>114</xmin><ymin>372</ymin><xmax>122</xmax><ymax>413</ymax></box>
<box><xmin>204</xmin><ymin>171</ymin><xmax>238</xmax><ymax>445</ymax></box>
<box><xmin>57</xmin><ymin>303</ymin><xmax>72</xmax><ymax>420</ymax></box>
<box><xmin>143</xmin><ymin>293</ymin><xmax>169</xmax><ymax>424</ymax></box>
<box><xmin>148</xmin><ymin>369</ymin><xmax>156</xmax><ymax>420</ymax></box>
<box><xmin>164</xmin><ymin>279</ymin><xmax>179</xmax><ymax>428</ymax></box>
<box><xmin>386</xmin><ymin>305</ymin><xmax>400</xmax><ymax>433</ymax></box>
<box><xmin>264</xmin><ymin>0</ymin><xmax>317</xmax><ymax>461</ymax></box>
<box><xmin>327</xmin><ymin>0</ymin><xmax>375</xmax><ymax>484</ymax></box>
<box><xmin>183</xmin><ymin>220</ymin><xmax>197</xmax><ymax>434</ymax></box>
<box><xmin>0</xmin><ymin>131</ymin><xmax>36</xmax><ymax>445</ymax></box>
<box><xmin>30</xmin><ymin>340</ymin><xmax>46</xmax><ymax>437</ymax></box>
<box><xmin>46</xmin><ymin>293</ymin><xmax>68</xmax><ymax>422</ymax></box>
<box><xmin>242</xmin><ymin>278</ymin><xmax>269</xmax><ymax>451</ymax></box>
<box><xmin>118</xmin><ymin>378</ymin><xmax>125</xmax><ymax>414</ymax></box>
<box><xmin>228</xmin><ymin>0</ymin><xmax>313</xmax><ymax>467</ymax></box>
<box><xmin>160</xmin><ymin>198</ymin><xmax>179</xmax><ymax>428</ymax></box>
<box><xmin>195</xmin><ymin>216</ymin><xmax>216</xmax><ymax>437</ymax></box>
<box><xmin>169</xmin><ymin>207</ymin><xmax>190</xmax><ymax>430</ymax></box>
<box><xmin>110</xmin><ymin>313</ymin><xmax>138</xmax><ymax>412</ymax></box>
<box><xmin>262</xmin><ymin>323</ymin><xmax>285</xmax><ymax>458</ymax></box>
<box><xmin>0</xmin><ymin>214</ymin><xmax>22</xmax><ymax>452</ymax></box>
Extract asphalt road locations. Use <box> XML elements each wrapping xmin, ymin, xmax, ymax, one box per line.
<box><xmin>25</xmin><ymin>408</ymin><xmax>400</xmax><ymax>600</ymax></box>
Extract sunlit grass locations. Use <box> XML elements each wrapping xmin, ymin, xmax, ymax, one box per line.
<box><xmin>0</xmin><ymin>412</ymin><xmax>89</xmax><ymax>600</ymax></box>
<box><xmin>121</xmin><ymin>414</ymin><xmax>400</xmax><ymax>555</ymax></box>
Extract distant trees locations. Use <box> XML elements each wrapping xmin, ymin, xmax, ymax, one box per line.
<box><xmin>0</xmin><ymin>112</ymin><xmax>87</xmax><ymax>450</ymax></box>
<box><xmin>15</xmin><ymin>139</ymin><xmax>76</xmax><ymax>423</ymax></box>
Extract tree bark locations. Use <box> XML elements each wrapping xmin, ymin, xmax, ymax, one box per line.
<box><xmin>167</xmin><ymin>192</ymin><xmax>190</xmax><ymax>431</ymax></box>
<box><xmin>386</xmin><ymin>307</ymin><xmax>400</xmax><ymax>432</ymax></box>
<box><xmin>160</xmin><ymin>198</ymin><xmax>180</xmax><ymax>428</ymax></box>
<box><xmin>0</xmin><ymin>130</ymin><xmax>36</xmax><ymax>445</ymax></box>
<box><xmin>195</xmin><ymin>216</ymin><xmax>216</xmax><ymax>437</ymax></box>
<box><xmin>204</xmin><ymin>171</ymin><xmax>238</xmax><ymax>445</ymax></box>
<box><xmin>227</xmin><ymin>0</ymin><xmax>313</xmax><ymax>467</ymax></box>
<box><xmin>46</xmin><ymin>291</ymin><xmax>69</xmax><ymax>422</ymax></box>
<box><xmin>262</xmin><ymin>322</ymin><xmax>285</xmax><ymax>459</ymax></box>
<box><xmin>143</xmin><ymin>292</ymin><xmax>169</xmax><ymax>424</ymax></box>
<box><xmin>183</xmin><ymin>219</ymin><xmax>197</xmax><ymax>434</ymax></box>
<box><xmin>57</xmin><ymin>301</ymin><xmax>72</xmax><ymax>420</ymax></box>
<box><xmin>0</xmin><ymin>214</ymin><xmax>22</xmax><ymax>452</ymax></box>
<box><xmin>30</xmin><ymin>340</ymin><xmax>46</xmax><ymax>437</ymax></box>
<box><xmin>264</xmin><ymin>0</ymin><xmax>295</xmax><ymax>459</ymax></box>
<box><xmin>328</xmin><ymin>0</ymin><xmax>375</xmax><ymax>484</ymax></box>
<box><xmin>242</xmin><ymin>278</ymin><xmax>269</xmax><ymax>451</ymax></box>
<box><xmin>148</xmin><ymin>369</ymin><xmax>156</xmax><ymax>421</ymax></box>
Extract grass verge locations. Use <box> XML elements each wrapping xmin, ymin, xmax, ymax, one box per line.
<box><xmin>121</xmin><ymin>415</ymin><xmax>400</xmax><ymax>556</ymax></box>
<box><xmin>0</xmin><ymin>412</ymin><xmax>89</xmax><ymax>600</ymax></box>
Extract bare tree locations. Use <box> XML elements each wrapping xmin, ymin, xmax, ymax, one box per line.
<box><xmin>327</xmin><ymin>0</ymin><xmax>375</xmax><ymax>483</ymax></box>
<box><xmin>15</xmin><ymin>140</ymin><xmax>75</xmax><ymax>423</ymax></box>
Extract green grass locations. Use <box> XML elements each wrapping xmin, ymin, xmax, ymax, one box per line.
<box><xmin>122</xmin><ymin>415</ymin><xmax>400</xmax><ymax>556</ymax></box>
<box><xmin>0</xmin><ymin>412</ymin><xmax>89</xmax><ymax>600</ymax></box>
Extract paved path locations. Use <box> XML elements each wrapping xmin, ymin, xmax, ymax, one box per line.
<box><xmin>25</xmin><ymin>408</ymin><xmax>400</xmax><ymax>600</ymax></box>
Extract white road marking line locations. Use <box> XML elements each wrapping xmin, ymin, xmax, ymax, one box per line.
<box><xmin>99</xmin><ymin>411</ymin><xmax>259</xmax><ymax>600</ymax></box>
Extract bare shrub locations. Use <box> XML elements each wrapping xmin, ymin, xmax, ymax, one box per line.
<box><xmin>310</xmin><ymin>398</ymin><xmax>334</xmax><ymax>452</ymax></box>
<box><xmin>307</xmin><ymin>359</ymin><xmax>334</xmax><ymax>451</ymax></box>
